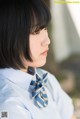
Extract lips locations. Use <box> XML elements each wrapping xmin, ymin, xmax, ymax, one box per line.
<box><xmin>41</xmin><ymin>49</ymin><xmax>49</xmax><ymax>54</ymax></box>
<box><xmin>41</xmin><ymin>49</ymin><xmax>49</xmax><ymax>56</ymax></box>
<box><xmin>41</xmin><ymin>50</ymin><xmax>48</xmax><ymax>54</ymax></box>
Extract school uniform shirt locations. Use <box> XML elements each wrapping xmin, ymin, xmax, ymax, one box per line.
<box><xmin>0</xmin><ymin>68</ymin><xmax>74</xmax><ymax>119</ymax></box>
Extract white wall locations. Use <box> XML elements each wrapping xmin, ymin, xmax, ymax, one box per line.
<box><xmin>50</xmin><ymin>1</ymin><xmax>80</xmax><ymax>62</ymax></box>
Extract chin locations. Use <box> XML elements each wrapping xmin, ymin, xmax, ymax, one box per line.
<box><xmin>36</xmin><ymin>59</ymin><xmax>47</xmax><ymax>67</ymax></box>
<box><xmin>27</xmin><ymin>58</ymin><xmax>47</xmax><ymax>68</ymax></box>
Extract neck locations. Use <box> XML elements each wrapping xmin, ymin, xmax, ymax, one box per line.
<box><xmin>20</xmin><ymin>67</ymin><xmax>35</xmax><ymax>75</ymax></box>
<box><xmin>20</xmin><ymin>68</ymin><xmax>28</xmax><ymax>73</ymax></box>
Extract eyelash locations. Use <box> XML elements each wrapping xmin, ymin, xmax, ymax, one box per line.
<box><xmin>31</xmin><ymin>27</ymin><xmax>47</xmax><ymax>35</ymax></box>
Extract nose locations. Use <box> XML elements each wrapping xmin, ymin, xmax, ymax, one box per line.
<box><xmin>41</xmin><ymin>36</ymin><xmax>50</xmax><ymax>46</ymax></box>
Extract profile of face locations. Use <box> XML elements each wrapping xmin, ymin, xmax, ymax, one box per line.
<box><xmin>23</xmin><ymin>28</ymin><xmax>50</xmax><ymax>68</ymax></box>
<box><xmin>0</xmin><ymin>0</ymin><xmax>51</xmax><ymax>71</ymax></box>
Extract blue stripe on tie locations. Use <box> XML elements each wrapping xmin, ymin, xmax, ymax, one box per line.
<box><xmin>36</xmin><ymin>96</ymin><xmax>45</xmax><ymax>106</ymax></box>
<box><xmin>32</xmin><ymin>89</ymin><xmax>40</xmax><ymax>97</ymax></box>
<box><xmin>41</xmin><ymin>93</ymin><xmax>47</xmax><ymax>98</ymax></box>
<box><xmin>30</xmin><ymin>73</ymin><xmax>48</xmax><ymax>108</ymax></box>
<box><xmin>30</xmin><ymin>80</ymin><xmax>36</xmax><ymax>85</ymax></box>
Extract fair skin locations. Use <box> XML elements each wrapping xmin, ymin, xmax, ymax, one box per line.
<box><xmin>21</xmin><ymin>28</ymin><xmax>76</xmax><ymax>119</ymax></box>
<box><xmin>21</xmin><ymin>28</ymin><xmax>50</xmax><ymax>72</ymax></box>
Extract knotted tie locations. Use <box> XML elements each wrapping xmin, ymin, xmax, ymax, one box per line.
<box><xmin>30</xmin><ymin>73</ymin><xmax>48</xmax><ymax>108</ymax></box>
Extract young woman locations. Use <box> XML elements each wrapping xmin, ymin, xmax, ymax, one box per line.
<box><xmin>0</xmin><ymin>0</ymin><xmax>75</xmax><ymax>119</ymax></box>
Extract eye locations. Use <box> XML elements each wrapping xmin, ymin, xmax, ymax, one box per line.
<box><xmin>31</xmin><ymin>27</ymin><xmax>47</xmax><ymax>35</ymax></box>
<box><xmin>31</xmin><ymin>29</ymin><xmax>41</xmax><ymax>35</ymax></box>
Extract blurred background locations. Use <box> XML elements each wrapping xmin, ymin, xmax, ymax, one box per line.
<box><xmin>43</xmin><ymin>0</ymin><xmax>80</xmax><ymax>118</ymax></box>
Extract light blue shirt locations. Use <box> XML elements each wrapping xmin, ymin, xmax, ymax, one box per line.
<box><xmin>0</xmin><ymin>68</ymin><xmax>74</xmax><ymax>119</ymax></box>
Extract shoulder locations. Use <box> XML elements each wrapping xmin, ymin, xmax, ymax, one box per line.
<box><xmin>0</xmin><ymin>75</ymin><xmax>31</xmax><ymax>119</ymax></box>
<box><xmin>0</xmin><ymin>74</ymin><xmax>21</xmax><ymax>106</ymax></box>
<box><xmin>0</xmin><ymin>98</ymin><xmax>32</xmax><ymax>119</ymax></box>
<box><xmin>0</xmin><ymin>74</ymin><xmax>14</xmax><ymax>102</ymax></box>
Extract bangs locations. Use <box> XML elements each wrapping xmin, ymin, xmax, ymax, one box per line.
<box><xmin>0</xmin><ymin>0</ymin><xmax>51</xmax><ymax>69</ymax></box>
<box><xmin>28</xmin><ymin>0</ymin><xmax>51</xmax><ymax>34</ymax></box>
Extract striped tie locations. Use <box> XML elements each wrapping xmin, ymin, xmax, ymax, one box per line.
<box><xmin>30</xmin><ymin>73</ymin><xmax>48</xmax><ymax>108</ymax></box>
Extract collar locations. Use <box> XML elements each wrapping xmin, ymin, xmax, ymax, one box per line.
<box><xmin>0</xmin><ymin>67</ymin><xmax>39</xmax><ymax>90</ymax></box>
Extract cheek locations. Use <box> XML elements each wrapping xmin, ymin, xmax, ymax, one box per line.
<box><xmin>30</xmin><ymin>41</ymin><xmax>41</xmax><ymax>60</ymax></box>
<box><xmin>29</xmin><ymin>34</ymin><xmax>43</xmax><ymax>60</ymax></box>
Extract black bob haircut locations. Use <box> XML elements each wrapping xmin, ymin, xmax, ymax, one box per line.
<box><xmin>0</xmin><ymin>0</ymin><xmax>51</xmax><ymax>69</ymax></box>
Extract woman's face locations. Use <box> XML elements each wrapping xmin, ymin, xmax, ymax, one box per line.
<box><xmin>23</xmin><ymin>28</ymin><xmax>50</xmax><ymax>69</ymax></box>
